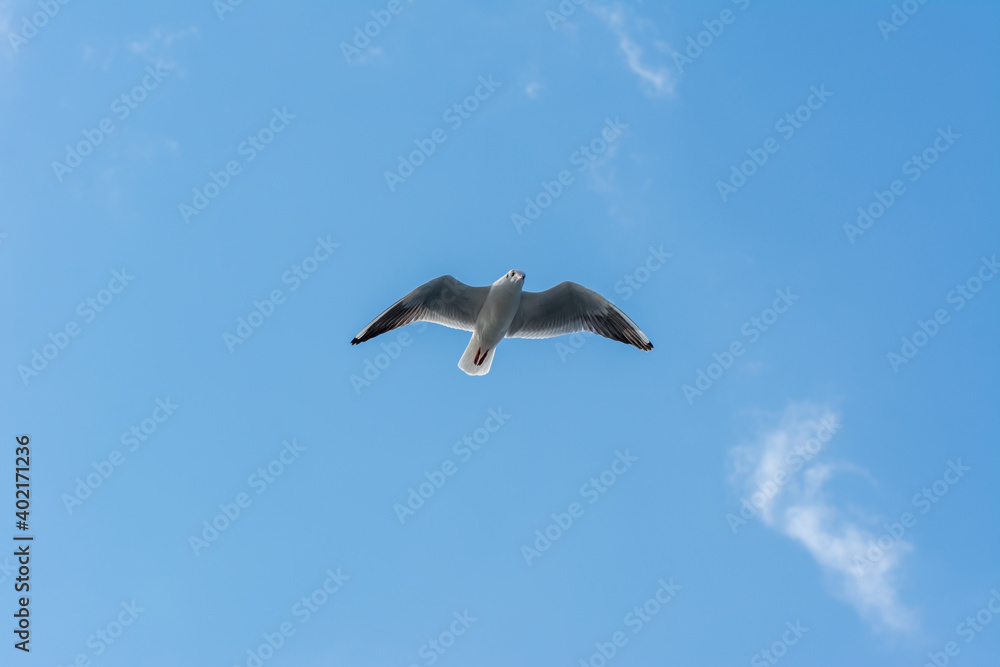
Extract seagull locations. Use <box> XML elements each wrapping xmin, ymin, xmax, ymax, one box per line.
<box><xmin>351</xmin><ymin>270</ymin><xmax>652</xmax><ymax>375</ymax></box>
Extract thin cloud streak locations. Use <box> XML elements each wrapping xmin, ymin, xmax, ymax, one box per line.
<box><xmin>591</xmin><ymin>3</ymin><xmax>674</xmax><ymax>96</ymax></box>
<box><xmin>729</xmin><ymin>403</ymin><xmax>917</xmax><ymax>633</ymax></box>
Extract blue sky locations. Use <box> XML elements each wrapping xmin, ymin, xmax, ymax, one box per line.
<box><xmin>2</xmin><ymin>1</ymin><xmax>999</xmax><ymax>665</ymax></box>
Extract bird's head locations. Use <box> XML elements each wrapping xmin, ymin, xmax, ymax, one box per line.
<box><xmin>501</xmin><ymin>269</ymin><xmax>525</xmax><ymax>286</ymax></box>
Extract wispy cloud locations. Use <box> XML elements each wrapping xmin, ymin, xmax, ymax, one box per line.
<box><xmin>590</xmin><ymin>3</ymin><xmax>674</xmax><ymax>97</ymax></box>
<box><xmin>582</xmin><ymin>138</ymin><xmax>621</xmax><ymax>193</ymax></box>
<box><xmin>346</xmin><ymin>46</ymin><xmax>384</xmax><ymax>66</ymax></box>
<box><xmin>728</xmin><ymin>402</ymin><xmax>917</xmax><ymax>633</ymax></box>
<box><xmin>127</xmin><ymin>26</ymin><xmax>198</xmax><ymax>72</ymax></box>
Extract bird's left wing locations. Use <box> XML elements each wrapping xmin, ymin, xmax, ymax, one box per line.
<box><xmin>351</xmin><ymin>275</ymin><xmax>491</xmax><ymax>344</ymax></box>
<box><xmin>506</xmin><ymin>281</ymin><xmax>653</xmax><ymax>351</ymax></box>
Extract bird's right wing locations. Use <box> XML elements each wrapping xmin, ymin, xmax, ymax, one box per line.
<box><xmin>506</xmin><ymin>281</ymin><xmax>653</xmax><ymax>351</ymax></box>
<box><xmin>351</xmin><ymin>275</ymin><xmax>491</xmax><ymax>344</ymax></box>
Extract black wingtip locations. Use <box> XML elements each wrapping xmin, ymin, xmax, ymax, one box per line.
<box><xmin>350</xmin><ymin>338</ymin><xmax>360</xmax><ymax>345</ymax></box>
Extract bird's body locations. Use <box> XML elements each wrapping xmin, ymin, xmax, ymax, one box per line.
<box><xmin>351</xmin><ymin>270</ymin><xmax>652</xmax><ymax>375</ymax></box>
<box><xmin>456</xmin><ymin>271</ymin><xmax>524</xmax><ymax>374</ymax></box>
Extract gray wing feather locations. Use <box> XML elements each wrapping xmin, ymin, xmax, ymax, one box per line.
<box><xmin>506</xmin><ymin>282</ymin><xmax>653</xmax><ymax>351</ymax></box>
<box><xmin>351</xmin><ymin>275</ymin><xmax>490</xmax><ymax>344</ymax></box>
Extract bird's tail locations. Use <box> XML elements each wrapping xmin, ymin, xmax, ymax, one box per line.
<box><xmin>458</xmin><ymin>335</ymin><xmax>495</xmax><ymax>376</ymax></box>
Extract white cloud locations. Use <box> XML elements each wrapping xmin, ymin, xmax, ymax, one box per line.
<box><xmin>128</xmin><ymin>26</ymin><xmax>199</xmax><ymax>53</ymax></box>
<box><xmin>346</xmin><ymin>46</ymin><xmax>383</xmax><ymax>66</ymax></box>
<box><xmin>525</xmin><ymin>81</ymin><xmax>541</xmax><ymax>99</ymax></box>
<box><xmin>590</xmin><ymin>3</ymin><xmax>674</xmax><ymax>97</ymax></box>
<box><xmin>728</xmin><ymin>403</ymin><xmax>917</xmax><ymax>633</ymax></box>
<box><xmin>127</xmin><ymin>26</ymin><xmax>198</xmax><ymax>72</ymax></box>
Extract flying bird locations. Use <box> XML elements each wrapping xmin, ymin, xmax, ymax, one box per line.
<box><xmin>351</xmin><ymin>271</ymin><xmax>652</xmax><ymax>375</ymax></box>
